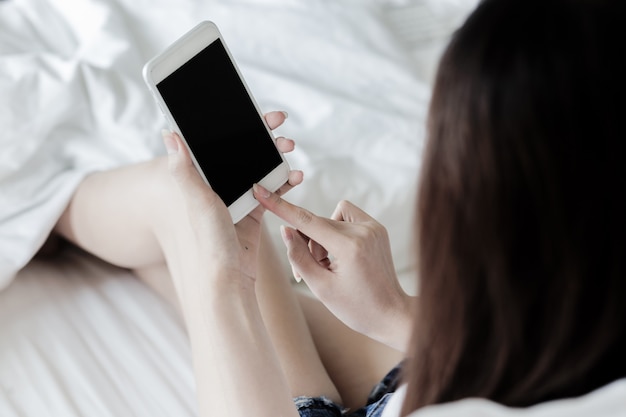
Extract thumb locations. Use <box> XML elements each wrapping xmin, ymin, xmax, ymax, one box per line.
<box><xmin>162</xmin><ymin>130</ymin><xmax>213</xmax><ymax>201</ymax></box>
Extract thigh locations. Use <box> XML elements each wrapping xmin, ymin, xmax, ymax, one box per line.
<box><xmin>55</xmin><ymin>158</ymin><xmax>349</xmax><ymax>405</ymax></box>
<box><xmin>254</xmin><ymin>225</ymin><xmax>342</xmax><ymax>403</ymax></box>
<box><xmin>132</xmin><ymin>226</ymin><xmax>398</xmax><ymax>412</ymax></box>
<box><xmin>54</xmin><ymin>157</ymin><xmax>174</xmax><ymax>270</ymax></box>
<box><xmin>297</xmin><ymin>291</ymin><xmax>405</xmax><ymax>411</ymax></box>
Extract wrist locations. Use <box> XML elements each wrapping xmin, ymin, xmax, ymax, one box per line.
<box><xmin>377</xmin><ymin>293</ymin><xmax>416</xmax><ymax>352</ymax></box>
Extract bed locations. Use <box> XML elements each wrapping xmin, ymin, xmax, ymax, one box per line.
<box><xmin>0</xmin><ymin>0</ymin><xmax>480</xmax><ymax>289</ymax></box>
<box><xmin>0</xmin><ymin>0</ymin><xmax>479</xmax><ymax>415</ymax></box>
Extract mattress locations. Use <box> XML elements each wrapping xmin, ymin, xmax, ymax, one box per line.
<box><xmin>0</xmin><ymin>247</ymin><xmax>198</xmax><ymax>416</ymax></box>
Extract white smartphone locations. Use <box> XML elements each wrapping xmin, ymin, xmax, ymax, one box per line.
<box><xmin>142</xmin><ymin>21</ymin><xmax>290</xmax><ymax>223</ymax></box>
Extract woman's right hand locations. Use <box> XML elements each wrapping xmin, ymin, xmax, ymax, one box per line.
<box><xmin>253</xmin><ymin>184</ymin><xmax>415</xmax><ymax>351</ymax></box>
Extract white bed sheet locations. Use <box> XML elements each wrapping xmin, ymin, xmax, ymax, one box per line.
<box><xmin>0</xmin><ymin>247</ymin><xmax>197</xmax><ymax>417</ymax></box>
<box><xmin>3</xmin><ymin>249</ymin><xmax>625</xmax><ymax>417</ymax></box>
<box><xmin>0</xmin><ymin>248</ymin><xmax>626</xmax><ymax>417</ymax></box>
<box><xmin>0</xmin><ymin>0</ymin><xmax>448</xmax><ymax>290</ymax></box>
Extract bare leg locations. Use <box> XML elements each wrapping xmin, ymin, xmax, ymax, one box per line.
<box><xmin>54</xmin><ymin>157</ymin><xmax>341</xmax><ymax>402</ymax></box>
<box><xmin>54</xmin><ymin>158</ymin><xmax>172</xmax><ymax>271</ymax></box>
<box><xmin>297</xmin><ymin>292</ymin><xmax>405</xmax><ymax>409</ymax></box>
<box><xmin>255</xmin><ymin>225</ymin><xmax>341</xmax><ymax>402</ymax></box>
<box><xmin>54</xmin><ymin>157</ymin><xmax>403</xmax><ymax>409</ymax></box>
<box><xmin>256</xmin><ymin>227</ymin><xmax>405</xmax><ymax>410</ymax></box>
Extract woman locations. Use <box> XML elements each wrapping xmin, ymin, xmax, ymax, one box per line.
<box><xmin>54</xmin><ymin>0</ymin><xmax>626</xmax><ymax>416</ymax></box>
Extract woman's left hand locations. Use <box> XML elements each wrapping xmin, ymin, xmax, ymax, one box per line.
<box><xmin>162</xmin><ymin>111</ymin><xmax>304</xmax><ymax>417</ymax></box>
<box><xmin>162</xmin><ymin>111</ymin><xmax>302</xmax><ymax>294</ymax></box>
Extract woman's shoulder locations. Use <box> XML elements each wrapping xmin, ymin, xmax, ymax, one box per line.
<box><xmin>383</xmin><ymin>379</ymin><xmax>626</xmax><ymax>417</ymax></box>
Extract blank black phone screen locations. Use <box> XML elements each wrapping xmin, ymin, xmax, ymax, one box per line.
<box><xmin>157</xmin><ymin>38</ymin><xmax>283</xmax><ymax>206</ymax></box>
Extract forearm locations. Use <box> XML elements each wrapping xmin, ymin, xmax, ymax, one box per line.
<box><xmin>180</xmin><ymin>278</ymin><xmax>299</xmax><ymax>417</ymax></box>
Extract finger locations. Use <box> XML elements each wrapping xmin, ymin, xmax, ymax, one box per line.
<box><xmin>275</xmin><ymin>136</ymin><xmax>295</xmax><ymax>153</ymax></box>
<box><xmin>291</xmin><ymin>264</ymin><xmax>302</xmax><ymax>283</ymax></box>
<box><xmin>245</xmin><ymin>202</ymin><xmax>267</xmax><ymax>223</ymax></box>
<box><xmin>243</xmin><ymin>169</ymin><xmax>303</xmax><ymax>222</ymax></box>
<box><xmin>287</xmin><ymin>170</ymin><xmax>304</xmax><ymax>187</ymax></box>
<box><xmin>304</xmin><ymin>225</ymin><xmax>329</xmax><ymax>263</ymax></box>
<box><xmin>298</xmin><ymin>233</ymin><xmax>330</xmax><ymax>268</ymax></box>
<box><xmin>309</xmin><ymin>239</ymin><xmax>329</xmax><ymax>264</ymax></box>
<box><xmin>280</xmin><ymin>226</ymin><xmax>329</xmax><ymax>283</ymax></box>
<box><xmin>162</xmin><ymin>130</ymin><xmax>221</xmax><ymax>209</ymax></box>
<box><xmin>273</xmin><ymin>170</ymin><xmax>303</xmax><ymax>197</ymax></box>
<box><xmin>162</xmin><ymin>130</ymin><xmax>202</xmax><ymax>186</ymax></box>
<box><xmin>264</xmin><ymin>111</ymin><xmax>288</xmax><ymax>130</ymax></box>
<box><xmin>296</xmin><ymin>229</ymin><xmax>312</xmax><ymax>245</ymax></box>
<box><xmin>330</xmin><ymin>199</ymin><xmax>375</xmax><ymax>223</ymax></box>
<box><xmin>280</xmin><ymin>226</ymin><xmax>303</xmax><ymax>282</ymax></box>
<box><xmin>253</xmin><ymin>183</ymin><xmax>346</xmax><ymax>251</ymax></box>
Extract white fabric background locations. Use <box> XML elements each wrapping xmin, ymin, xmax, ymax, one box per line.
<box><xmin>0</xmin><ymin>0</ymin><xmax>462</xmax><ymax>291</ymax></box>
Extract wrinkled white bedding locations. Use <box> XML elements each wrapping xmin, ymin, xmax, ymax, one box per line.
<box><xmin>0</xmin><ymin>0</ymin><xmax>459</xmax><ymax>290</ymax></box>
<box><xmin>0</xmin><ymin>248</ymin><xmax>197</xmax><ymax>416</ymax></box>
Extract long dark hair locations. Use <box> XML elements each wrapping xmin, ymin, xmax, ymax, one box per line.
<box><xmin>403</xmin><ymin>0</ymin><xmax>626</xmax><ymax>414</ymax></box>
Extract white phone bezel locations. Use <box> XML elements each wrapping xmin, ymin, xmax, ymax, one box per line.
<box><xmin>142</xmin><ymin>20</ymin><xmax>290</xmax><ymax>223</ymax></box>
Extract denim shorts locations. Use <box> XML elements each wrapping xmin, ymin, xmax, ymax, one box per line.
<box><xmin>293</xmin><ymin>362</ymin><xmax>403</xmax><ymax>417</ymax></box>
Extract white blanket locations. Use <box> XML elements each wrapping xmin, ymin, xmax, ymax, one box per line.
<box><xmin>3</xmin><ymin>247</ymin><xmax>624</xmax><ymax>416</ymax></box>
<box><xmin>0</xmin><ymin>0</ymin><xmax>459</xmax><ymax>290</ymax></box>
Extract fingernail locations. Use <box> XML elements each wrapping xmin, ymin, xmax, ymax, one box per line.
<box><xmin>161</xmin><ymin>129</ymin><xmax>178</xmax><ymax>155</ymax></box>
<box><xmin>253</xmin><ymin>183</ymin><xmax>271</xmax><ymax>199</ymax></box>
<box><xmin>281</xmin><ymin>111</ymin><xmax>289</xmax><ymax>119</ymax></box>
